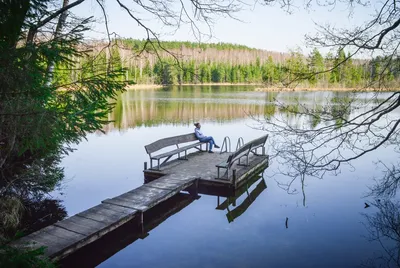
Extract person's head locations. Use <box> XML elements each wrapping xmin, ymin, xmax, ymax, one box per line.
<box><xmin>194</xmin><ymin>122</ymin><xmax>201</xmax><ymax>129</ymax></box>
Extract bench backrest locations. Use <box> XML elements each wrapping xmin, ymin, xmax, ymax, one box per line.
<box><xmin>145</xmin><ymin>133</ymin><xmax>198</xmax><ymax>154</ymax></box>
<box><xmin>250</xmin><ymin>134</ymin><xmax>268</xmax><ymax>149</ymax></box>
<box><xmin>228</xmin><ymin>141</ymin><xmax>253</xmax><ymax>168</ymax></box>
<box><xmin>223</xmin><ymin>134</ymin><xmax>268</xmax><ymax>168</ymax></box>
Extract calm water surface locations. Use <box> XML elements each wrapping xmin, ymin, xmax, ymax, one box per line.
<box><xmin>56</xmin><ymin>86</ymin><xmax>399</xmax><ymax>268</ymax></box>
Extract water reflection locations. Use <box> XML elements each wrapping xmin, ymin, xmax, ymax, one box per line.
<box><xmin>57</xmin><ymin>87</ymin><xmax>400</xmax><ymax>267</ymax></box>
<box><xmin>20</xmin><ymin>198</ymin><xmax>67</xmax><ymax>236</ymax></box>
<box><xmin>105</xmin><ymin>86</ymin><xmax>279</xmax><ymax>131</ymax></box>
<box><xmin>59</xmin><ymin>170</ymin><xmax>268</xmax><ymax>268</ymax></box>
<box><xmin>216</xmin><ymin>174</ymin><xmax>267</xmax><ymax>223</ymax></box>
<box><xmin>59</xmin><ymin>193</ymin><xmax>196</xmax><ymax>268</ymax></box>
<box><xmin>361</xmin><ymin>200</ymin><xmax>400</xmax><ymax>268</ymax></box>
<box><xmin>105</xmin><ymin>87</ymin><xmax>385</xmax><ymax>133</ymax></box>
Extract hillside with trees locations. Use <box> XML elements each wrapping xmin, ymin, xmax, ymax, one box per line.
<box><xmin>55</xmin><ymin>39</ymin><xmax>399</xmax><ymax>88</ymax></box>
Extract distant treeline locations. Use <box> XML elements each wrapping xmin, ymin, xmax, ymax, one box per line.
<box><xmin>55</xmin><ymin>39</ymin><xmax>400</xmax><ymax>88</ymax></box>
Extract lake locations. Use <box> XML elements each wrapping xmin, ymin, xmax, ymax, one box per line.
<box><xmin>56</xmin><ymin>86</ymin><xmax>400</xmax><ymax>268</ymax></box>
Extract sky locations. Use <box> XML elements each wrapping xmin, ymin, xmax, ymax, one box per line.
<box><xmin>72</xmin><ymin>0</ymin><xmax>374</xmax><ymax>55</ymax></box>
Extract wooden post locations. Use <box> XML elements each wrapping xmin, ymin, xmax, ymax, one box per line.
<box><xmin>232</xmin><ymin>169</ymin><xmax>237</xmax><ymax>187</ymax></box>
<box><xmin>189</xmin><ymin>179</ymin><xmax>199</xmax><ymax>199</ymax></box>
<box><xmin>141</xmin><ymin>212</ymin><xmax>144</xmax><ymax>233</ymax></box>
<box><xmin>144</xmin><ymin>162</ymin><xmax>148</xmax><ymax>170</ymax></box>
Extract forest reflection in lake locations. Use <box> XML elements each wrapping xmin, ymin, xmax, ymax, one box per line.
<box><xmin>57</xmin><ymin>86</ymin><xmax>400</xmax><ymax>268</ymax></box>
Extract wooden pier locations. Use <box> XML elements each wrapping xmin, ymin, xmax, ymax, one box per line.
<box><xmin>11</xmin><ymin>176</ymin><xmax>199</xmax><ymax>261</ymax></box>
<box><xmin>11</xmin><ymin>134</ymin><xmax>269</xmax><ymax>263</ymax></box>
<box><xmin>144</xmin><ymin>151</ymin><xmax>268</xmax><ymax>196</ymax></box>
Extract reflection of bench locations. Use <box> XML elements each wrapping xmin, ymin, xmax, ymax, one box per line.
<box><xmin>226</xmin><ymin>178</ymin><xmax>267</xmax><ymax>223</ymax></box>
<box><xmin>216</xmin><ymin>134</ymin><xmax>268</xmax><ymax>179</ymax></box>
<box><xmin>145</xmin><ymin>133</ymin><xmax>207</xmax><ymax>170</ymax></box>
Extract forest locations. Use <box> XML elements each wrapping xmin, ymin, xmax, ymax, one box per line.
<box><xmin>55</xmin><ymin>39</ymin><xmax>400</xmax><ymax>88</ymax></box>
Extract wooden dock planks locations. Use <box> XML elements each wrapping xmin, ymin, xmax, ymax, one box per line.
<box><xmin>11</xmin><ymin>147</ymin><xmax>268</xmax><ymax>262</ymax></box>
<box><xmin>12</xmin><ymin>176</ymin><xmax>199</xmax><ymax>261</ymax></box>
<box><xmin>102</xmin><ymin>176</ymin><xmax>198</xmax><ymax>212</ymax></box>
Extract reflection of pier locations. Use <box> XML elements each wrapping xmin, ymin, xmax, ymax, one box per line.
<box><xmin>59</xmin><ymin>193</ymin><xmax>196</xmax><ymax>267</ymax></box>
<box><xmin>216</xmin><ymin>175</ymin><xmax>267</xmax><ymax>223</ymax></box>
<box><xmin>59</xmin><ymin>172</ymin><xmax>268</xmax><ymax>267</ymax></box>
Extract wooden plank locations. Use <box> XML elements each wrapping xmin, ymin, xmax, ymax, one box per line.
<box><xmin>16</xmin><ymin>237</ymin><xmax>61</xmax><ymax>257</ymax></box>
<box><xmin>145</xmin><ymin>178</ymin><xmax>188</xmax><ymax>190</ymax></box>
<box><xmin>54</xmin><ymin>216</ymin><xmax>108</xmax><ymax>236</ymax></box>
<box><xmin>235</xmin><ymin>156</ymin><xmax>268</xmax><ymax>187</ymax></box>
<box><xmin>76</xmin><ymin>205</ymin><xmax>131</xmax><ymax>224</ymax></box>
<box><xmin>36</xmin><ymin>225</ymin><xmax>85</xmax><ymax>243</ymax></box>
<box><xmin>100</xmin><ymin>203</ymin><xmax>138</xmax><ymax>215</ymax></box>
<box><xmin>102</xmin><ymin>197</ymin><xmax>149</xmax><ymax>211</ymax></box>
<box><xmin>13</xmin><ymin>225</ymin><xmax>86</xmax><ymax>257</ymax></box>
<box><xmin>115</xmin><ymin>186</ymin><xmax>171</xmax><ymax>207</ymax></box>
<box><xmin>128</xmin><ymin>184</ymin><xmax>172</xmax><ymax>197</ymax></box>
<box><xmin>67</xmin><ymin>215</ymin><xmax>108</xmax><ymax>230</ymax></box>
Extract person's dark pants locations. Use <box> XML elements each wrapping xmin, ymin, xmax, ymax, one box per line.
<box><xmin>199</xmin><ymin>136</ymin><xmax>216</xmax><ymax>151</ymax></box>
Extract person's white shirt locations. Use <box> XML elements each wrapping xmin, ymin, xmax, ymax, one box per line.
<box><xmin>194</xmin><ymin>127</ymin><xmax>206</xmax><ymax>139</ymax></box>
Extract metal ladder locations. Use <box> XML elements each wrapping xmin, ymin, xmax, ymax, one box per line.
<box><xmin>220</xmin><ymin>136</ymin><xmax>231</xmax><ymax>153</ymax></box>
<box><xmin>236</xmin><ymin>137</ymin><xmax>244</xmax><ymax>150</ymax></box>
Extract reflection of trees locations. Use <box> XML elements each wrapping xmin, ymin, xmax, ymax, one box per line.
<box><xmin>362</xmin><ymin>200</ymin><xmax>400</xmax><ymax>268</ymax></box>
<box><xmin>369</xmin><ymin>162</ymin><xmax>400</xmax><ymax>199</ymax></box>
<box><xmin>0</xmin><ymin>151</ymin><xmax>64</xmax><ymax>198</ymax></box>
<box><xmin>254</xmin><ymin>92</ymin><xmax>399</xmax><ymax>195</ymax></box>
<box><xmin>0</xmin><ymin>146</ymin><xmax>66</xmax><ymax>240</ymax></box>
<box><xmin>253</xmin><ymin>91</ymin><xmax>394</xmax><ymax>206</ymax></box>
<box><xmin>0</xmin><ymin>196</ymin><xmax>67</xmax><ymax>240</ymax></box>
<box><xmin>104</xmin><ymin>88</ymin><xmax>279</xmax><ymax>131</ymax></box>
<box><xmin>20</xmin><ymin>198</ymin><xmax>67</xmax><ymax>236</ymax></box>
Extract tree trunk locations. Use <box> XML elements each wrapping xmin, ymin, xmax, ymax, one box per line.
<box><xmin>45</xmin><ymin>0</ymin><xmax>70</xmax><ymax>86</ymax></box>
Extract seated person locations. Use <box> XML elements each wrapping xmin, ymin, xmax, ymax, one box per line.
<box><xmin>194</xmin><ymin>122</ymin><xmax>220</xmax><ymax>153</ymax></box>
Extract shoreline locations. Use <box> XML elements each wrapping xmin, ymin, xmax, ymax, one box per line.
<box><xmin>125</xmin><ymin>82</ymin><xmax>263</xmax><ymax>90</ymax></box>
<box><xmin>125</xmin><ymin>83</ymin><xmax>399</xmax><ymax>92</ymax></box>
<box><xmin>254</xmin><ymin>86</ymin><xmax>400</xmax><ymax>92</ymax></box>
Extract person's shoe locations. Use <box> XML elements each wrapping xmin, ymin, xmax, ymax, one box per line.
<box><xmin>214</xmin><ymin>145</ymin><xmax>220</xmax><ymax>149</ymax></box>
<box><xmin>208</xmin><ymin>150</ymin><xmax>214</xmax><ymax>153</ymax></box>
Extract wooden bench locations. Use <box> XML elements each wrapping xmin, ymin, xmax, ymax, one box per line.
<box><xmin>144</xmin><ymin>133</ymin><xmax>207</xmax><ymax>170</ymax></box>
<box><xmin>250</xmin><ymin>134</ymin><xmax>269</xmax><ymax>156</ymax></box>
<box><xmin>216</xmin><ymin>134</ymin><xmax>268</xmax><ymax>179</ymax></box>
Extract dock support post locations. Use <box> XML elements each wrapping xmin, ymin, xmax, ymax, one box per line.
<box><xmin>262</xmin><ymin>147</ymin><xmax>265</xmax><ymax>156</ymax></box>
<box><xmin>140</xmin><ymin>212</ymin><xmax>144</xmax><ymax>234</ymax></box>
<box><xmin>189</xmin><ymin>179</ymin><xmax>200</xmax><ymax>199</ymax></box>
<box><xmin>232</xmin><ymin>169</ymin><xmax>237</xmax><ymax>187</ymax></box>
<box><xmin>144</xmin><ymin>162</ymin><xmax>147</xmax><ymax>170</ymax></box>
